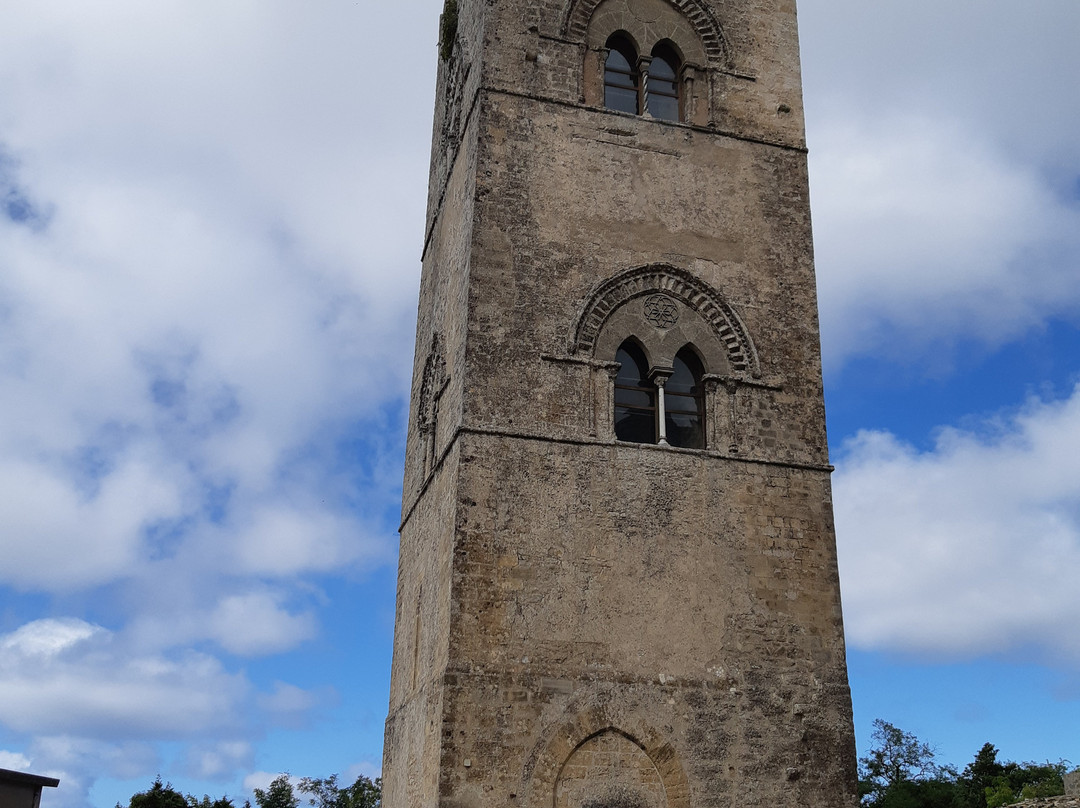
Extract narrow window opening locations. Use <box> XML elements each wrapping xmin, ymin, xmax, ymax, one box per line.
<box><xmin>647</xmin><ymin>44</ymin><xmax>681</xmax><ymax>121</ymax></box>
<box><xmin>604</xmin><ymin>35</ymin><xmax>640</xmax><ymax>115</ymax></box>
<box><xmin>614</xmin><ymin>341</ymin><xmax>656</xmax><ymax>444</ymax></box>
<box><xmin>666</xmin><ymin>347</ymin><xmax>705</xmax><ymax>448</ymax></box>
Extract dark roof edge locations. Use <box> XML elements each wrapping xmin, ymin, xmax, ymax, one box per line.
<box><xmin>0</xmin><ymin>768</ymin><xmax>61</xmax><ymax>788</ymax></box>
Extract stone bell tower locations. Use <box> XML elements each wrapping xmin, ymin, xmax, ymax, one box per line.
<box><xmin>381</xmin><ymin>0</ymin><xmax>859</xmax><ymax>806</ymax></box>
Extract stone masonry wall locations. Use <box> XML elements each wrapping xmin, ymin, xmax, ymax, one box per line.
<box><xmin>1066</xmin><ymin>770</ymin><xmax>1080</xmax><ymax>796</ymax></box>
<box><xmin>383</xmin><ymin>0</ymin><xmax>858</xmax><ymax>806</ymax></box>
<box><xmin>466</xmin><ymin>89</ymin><xmax>827</xmax><ymax>464</ymax></box>
<box><xmin>428</xmin><ymin>432</ymin><xmax>855</xmax><ymax>808</ymax></box>
<box><xmin>1016</xmin><ymin>798</ymin><xmax>1080</xmax><ymax>808</ymax></box>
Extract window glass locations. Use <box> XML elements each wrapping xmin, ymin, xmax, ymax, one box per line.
<box><xmin>666</xmin><ymin>348</ymin><xmax>704</xmax><ymax>448</ymax></box>
<box><xmin>650</xmin><ymin>55</ymin><xmax>676</xmax><ymax>81</ymax></box>
<box><xmin>647</xmin><ymin>46</ymin><xmax>680</xmax><ymax>122</ymax></box>
<box><xmin>614</xmin><ymin>342</ymin><xmax>656</xmax><ymax>444</ymax></box>
<box><xmin>606</xmin><ymin>47</ymin><xmax>633</xmax><ymax>73</ymax></box>
<box><xmin>606</xmin><ymin>85</ymin><xmax>639</xmax><ymax>114</ymax></box>
<box><xmin>605</xmin><ymin>36</ymin><xmax>640</xmax><ymax>115</ymax></box>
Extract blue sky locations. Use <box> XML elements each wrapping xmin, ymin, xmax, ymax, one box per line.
<box><xmin>0</xmin><ymin>1</ymin><xmax>1078</xmax><ymax>806</ymax></box>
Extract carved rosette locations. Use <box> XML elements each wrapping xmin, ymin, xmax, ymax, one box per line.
<box><xmin>643</xmin><ymin>294</ymin><xmax>679</xmax><ymax>329</ymax></box>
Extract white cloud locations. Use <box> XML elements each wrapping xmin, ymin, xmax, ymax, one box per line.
<box><xmin>800</xmin><ymin>0</ymin><xmax>1080</xmax><ymax>169</ymax></box>
<box><xmin>799</xmin><ymin>0</ymin><xmax>1080</xmax><ymax>365</ymax></box>
<box><xmin>0</xmin><ymin>174</ymin><xmax>402</xmax><ymax>591</ymax></box>
<box><xmin>343</xmin><ymin>760</ymin><xmax>382</xmax><ymax>783</ymax></box>
<box><xmin>0</xmin><ymin>619</ymin><xmax>252</xmax><ymax>737</ymax></box>
<box><xmin>21</xmin><ymin>736</ymin><xmax>159</xmax><ymax>808</ymax></box>
<box><xmin>207</xmin><ymin>593</ymin><xmax>317</xmax><ymax>656</ymax></box>
<box><xmin>834</xmin><ymin>385</ymin><xmax>1080</xmax><ymax>664</ymax></box>
<box><xmin>243</xmin><ymin>771</ymin><xmax>290</xmax><ymax>794</ymax></box>
<box><xmin>810</xmin><ymin>113</ymin><xmax>1080</xmax><ymax>361</ymax></box>
<box><xmin>230</xmin><ymin>504</ymin><xmax>391</xmax><ymax>579</ymax></box>
<box><xmin>121</xmin><ymin>588</ymin><xmax>321</xmax><ymax>658</ymax></box>
<box><xmin>0</xmin><ymin>0</ymin><xmax>428</xmax><ymax>597</ymax></box>
<box><xmin>0</xmin><ymin>618</ymin><xmax>103</xmax><ymax>658</ymax></box>
<box><xmin>0</xmin><ymin>454</ymin><xmax>186</xmax><ymax>590</ymax></box>
<box><xmin>0</xmin><ymin>617</ymin><xmax>326</xmax><ymax>805</ymax></box>
<box><xmin>0</xmin><ymin>750</ymin><xmax>32</xmax><ymax>771</ymax></box>
<box><xmin>0</xmin><ymin>5</ymin><xmax>423</xmax><ymax>797</ymax></box>
<box><xmin>0</xmin><ymin>2</ymin><xmax>411</xmax><ymax>806</ymax></box>
<box><xmin>258</xmin><ymin>682</ymin><xmax>323</xmax><ymax>719</ymax></box>
<box><xmin>182</xmin><ymin>741</ymin><xmax>254</xmax><ymax>781</ymax></box>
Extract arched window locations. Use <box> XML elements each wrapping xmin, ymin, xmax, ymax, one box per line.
<box><xmin>604</xmin><ymin>35</ymin><xmax>640</xmax><ymax>115</ymax></box>
<box><xmin>614</xmin><ymin>341</ymin><xmax>655</xmax><ymax>443</ymax></box>
<box><xmin>647</xmin><ymin>44</ymin><xmax>681</xmax><ymax>121</ymax></box>
<box><xmin>665</xmin><ymin>347</ymin><xmax>704</xmax><ymax>448</ymax></box>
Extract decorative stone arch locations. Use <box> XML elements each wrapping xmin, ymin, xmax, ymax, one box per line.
<box><xmin>571</xmin><ymin>264</ymin><xmax>760</xmax><ymax>379</ymax></box>
<box><xmin>563</xmin><ymin>0</ymin><xmax>728</xmax><ymax>69</ymax></box>
<box><xmin>523</xmin><ymin>706</ymin><xmax>690</xmax><ymax>808</ymax></box>
<box><xmin>418</xmin><ymin>334</ymin><xmax>447</xmax><ymax>428</ymax></box>
<box><xmin>417</xmin><ymin>333</ymin><xmax>448</xmax><ymax>480</ymax></box>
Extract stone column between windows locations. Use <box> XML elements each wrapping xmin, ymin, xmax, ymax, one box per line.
<box><xmin>602</xmin><ymin>362</ymin><xmax>621</xmax><ymax>440</ymax></box>
<box><xmin>650</xmin><ymin>366</ymin><xmax>674</xmax><ymax>446</ymax></box>
<box><xmin>637</xmin><ymin>55</ymin><xmax>653</xmax><ymax>117</ymax></box>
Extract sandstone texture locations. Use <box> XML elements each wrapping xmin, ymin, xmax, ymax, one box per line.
<box><xmin>1067</xmin><ymin>771</ymin><xmax>1080</xmax><ymax>796</ymax></box>
<box><xmin>382</xmin><ymin>1</ymin><xmax>859</xmax><ymax>806</ymax></box>
<box><xmin>1015</xmin><ymin>798</ymin><xmax>1080</xmax><ymax>808</ymax></box>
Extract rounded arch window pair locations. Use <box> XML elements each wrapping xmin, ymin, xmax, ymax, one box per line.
<box><xmin>603</xmin><ymin>35</ymin><xmax>682</xmax><ymax>121</ymax></box>
<box><xmin>614</xmin><ymin>340</ymin><xmax>705</xmax><ymax>448</ymax></box>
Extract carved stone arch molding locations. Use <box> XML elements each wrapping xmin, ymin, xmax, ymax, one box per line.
<box><xmin>563</xmin><ymin>0</ymin><xmax>728</xmax><ymax>68</ymax></box>
<box><xmin>571</xmin><ymin>264</ymin><xmax>760</xmax><ymax>379</ymax></box>
<box><xmin>523</xmin><ymin>705</ymin><xmax>691</xmax><ymax>808</ymax></box>
<box><xmin>417</xmin><ymin>333</ymin><xmax>448</xmax><ymax>480</ymax></box>
<box><xmin>418</xmin><ymin>333</ymin><xmax>448</xmax><ymax>429</ymax></box>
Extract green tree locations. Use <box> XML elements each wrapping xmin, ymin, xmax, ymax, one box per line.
<box><xmin>859</xmin><ymin>720</ymin><xmax>958</xmax><ymax>808</ymax></box>
<box><xmin>861</xmin><ymin>720</ymin><xmax>938</xmax><ymax>793</ymax></box>
<box><xmin>858</xmin><ymin>722</ymin><xmax>1072</xmax><ymax>808</ymax></box>
<box><xmin>186</xmin><ymin>796</ymin><xmax>235</xmax><ymax>808</ymax></box>
<box><xmin>118</xmin><ymin>778</ymin><xmax>236</xmax><ymax>808</ymax></box>
<box><xmin>125</xmin><ymin>778</ymin><xmax>189</xmax><ymax>808</ymax></box>
<box><xmin>338</xmin><ymin>775</ymin><xmax>380</xmax><ymax>808</ymax></box>
<box><xmin>984</xmin><ymin>780</ymin><xmax>1015</xmax><ymax>808</ymax></box>
<box><xmin>957</xmin><ymin>743</ymin><xmax>1006</xmax><ymax>808</ymax></box>
<box><xmin>1019</xmin><ymin>760</ymin><xmax>1068</xmax><ymax>800</ymax></box>
<box><xmin>297</xmin><ymin>774</ymin><xmax>381</xmax><ymax>808</ymax></box>
<box><xmin>121</xmin><ymin>778</ymin><xmax>189</xmax><ymax>808</ymax></box>
<box><xmin>1002</xmin><ymin>760</ymin><xmax>1067</xmax><ymax>804</ymax></box>
<box><xmin>253</xmin><ymin>775</ymin><xmax>299</xmax><ymax>808</ymax></box>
